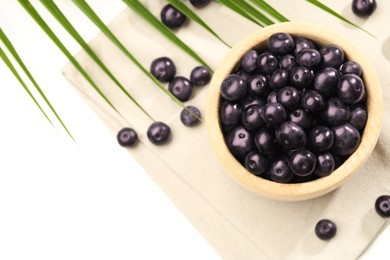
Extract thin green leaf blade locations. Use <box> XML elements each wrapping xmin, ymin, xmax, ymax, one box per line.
<box><xmin>40</xmin><ymin>0</ymin><xmax>154</xmax><ymax>121</ymax></box>
<box><xmin>248</xmin><ymin>0</ymin><xmax>289</xmax><ymax>22</ymax></box>
<box><xmin>72</xmin><ymin>0</ymin><xmax>191</xmax><ymax>113</ymax></box>
<box><xmin>167</xmin><ymin>0</ymin><xmax>231</xmax><ymax>48</ymax></box>
<box><xmin>0</xmin><ymin>46</ymin><xmax>54</xmax><ymax>127</ymax></box>
<box><xmin>306</xmin><ymin>0</ymin><xmax>375</xmax><ymax>37</ymax></box>
<box><xmin>121</xmin><ymin>0</ymin><xmax>211</xmax><ymax>71</ymax></box>
<box><xmin>216</xmin><ymin>0</ymin><xmax>262</xmax><ymax>26</ymax></box>
<box><xmin>18</xmin><ymin>0</ymin><xmax>119</xmax><ymax>116</ymax></box>
<box><xmin>0</xmin><ymin>28</ymin><xmax>75</xmax><ymax>141</ymax></box>
<box><xmin>227</xmin><ymin>0</ymin><xmax>274</xmax><ymax>26</ymax></box>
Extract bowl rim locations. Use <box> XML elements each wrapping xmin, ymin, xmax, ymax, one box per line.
<box><xmin>206</xmin><ymin>22</ymin><xmax>383</xmax><ymax>201</ymax></box>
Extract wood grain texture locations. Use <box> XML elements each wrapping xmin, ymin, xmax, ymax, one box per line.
<box><xmin>206</xmin><ymin>22</ymin><xmax>383</xmax><ymax>201</ymax></box>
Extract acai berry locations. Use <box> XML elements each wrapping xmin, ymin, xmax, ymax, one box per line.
<box><xmin>180</xmin><ymin>106</ymin><xmax>201</xmax><ymax>127</ymax></box>
<box><xmin>161</xmin><ymin>4</ymin><xmax>187</xmax><ymax>29</ymax></box>
<box><xmin>117</xmin><ymin>127</ymin><xmax>138</xmax><ymax>147</ymax></box>
<box><xmin>147</xmin><ymin>122</ymin><xmax>171</xmax><ymax>145</ymax></box>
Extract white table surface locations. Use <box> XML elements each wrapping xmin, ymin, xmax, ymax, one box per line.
<box><xmin>0</xmin><ymin>1</ymin><xmax>387</xmax><ymax>259</ymax></box>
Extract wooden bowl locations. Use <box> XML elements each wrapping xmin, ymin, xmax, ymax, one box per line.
<box><xmin>206</xmin><ymin>22</ymin><xmax>383</xmax><ymax>201</ymax></box>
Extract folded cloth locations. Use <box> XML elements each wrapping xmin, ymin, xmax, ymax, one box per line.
<box><xmin>63</xmin><ymin>1</ymin><xmax>390</xmax><ymax>259</ymax></box>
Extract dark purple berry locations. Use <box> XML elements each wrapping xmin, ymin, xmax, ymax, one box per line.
<box><xmin>339</xmin><ymin>61</ymin><xmax>362</xmax><ymax>76</ymax></box>
<box><xmin>276</xmin><ymin>121</ymin><xmax>306</xmax><ymax>150</ymax></box>
<box><xmin>313</xmin><ymin>67</ymin><xmax>339</xmax><ymax>97</ymax></box>
<box><xmin>117</xmin><ymin>127</ymin><xmax>138</xmax><ymax>147</ymax></box>
<box><xmin>267</xmin><ymin>91</ymin><xmax>278</xmax><ymax>103</ymax></box>
<box><xmin>289</xmin><ymin>66</ymin><xmax>313</xmax><ymax>89</ymax></box>
<box><xmin>320</xmin><ymin>46</ymin><xmax>345</xmax><ymax>68</ymax></box>
<box><xmin>257</xmin><ymin>52</ymin><xmax>279</xmax><ymax>75</ymax></box>
<box><xmin>254</xmin><ymin>128</ymin><xmax>278</xmax><ymax>155</ymax></box>
<box><xmin>249</xmin><ymin>74</ymin><xmax>269</xmax><ymax>96</ymax></box>
<box><xmin>280</xmin><ymin>54</ymin><xmax>297</xmax><ymax>71</ymax></box>
<box><xmin>237</xmin><ymin>70</ymin><xmax>253</xmax><ymax>82</ymax></box>
<box><xmin>150</xmin><ymin>57</ymin><xmax>176</xmax><ymax>83</ymax></box>
<box><xmin>245</xmin><ymin>151</ymin><xmax>268</xmax><ymax>176</ymax></box>
<box><xmin>242</xmin><ymin>50</ymin><xmax>259</xmax><ymax>73</ymax></box>
<box><xmin>301</xmin><ymin>90</ymin><xmax>325</xmax><ymax>113</ymax></box>
<box><xmin>277</xmin><ymin>86</ymin><xmax>300</xmax><ymax>110</ymax></box>
<box><xmin>349</xmin><ymin>106</ymin><xmax>367</xmax><ymax>130</ymax></box>
<box><xmin>168</xmin><ymin>76</ymin><xmax>193</xmax><ymax>101</ymax></box>
<box><xmin>189</xmin><ymin>0</ymin><xmax>211</xmax><ymax>8</ymax></box>
<box><xmin>332</xmin><ymin>123</ymin><xmax>361</xmax><ymax>156</ymax></box>
<box><xmin>314</xmin><ymin>153</ymin><xmax>335</xmax><ymax>177</ymax></box>
<box><xmin>288</xmin><ymin>148</ymin><xmax>316</xmax><ymax>176</ymax></box>
<box><xmin>240</xmin><ymin>95</ymin><xmax>266</xmax><ymax>110</ymax></box>
<box><xmin>352</xmin><ymin>0</ymin><xmax>377</xmax><ymax>17</ymax></box>
<box><xmin>337</xmin><ymin>74</ymin><xmax>366</xmax><ymax>104</ymax></box>
<box><xmin>288</xmin><ymin>108</ymin><xmax>313</xmax><ymax>129</ymax></box>
<box><xmin>315</xmin><ymin>219</ymin><xmax>337</xmax><ymax>240</ymax></box>
<box><xmin>296</xmin><ymin>48</ymin><xmax>321</xmax><ymax>69</ymax></box>
<box><xmin>261</xmin><ymin>102</ymin><xmax>287</xmax><ymax>126</ymax></box>
<box><xmin>161</xmin><ymin>4</ymin><xmax>187</xmax><ymax>29</ymax></box>
<box><xmin>242</xmin><ymin>105</ymin><xmax>264</xmax><ymax>131</ymax></box>
<box><xmin>270</xmin><ymin>69</ymin><xmax>289</xmax><ymax>90</ymax></box>
<box><xmin>322</xmin><ymin>98</ymin><xmax>351</xmax><ymax>126</ymax></box>
<box><xmin>190</xmin><ymin>66</ymin><xmax>211</xmax><ymax>86</ymax></box>
<box><xmin>221</xmin><ymin>74</ymin><xmax>247</xmax><ymax>101</ymax></box>
<box><xmin>147</xmin><ymin>122</ymin><xmax>171</xmax><ymax>145</ymax></box>
<box><xmin>267</xmin><ymin>32</ymin><xmax>295</xmax><ymax>55</ymax></box>
<box><xmin>180</xmin><ymin>106</ymin><xmax>201</xmax><ymax>127</ymax></box>
<box><xmin>375</xmin><ymin>195</ymin><xmax>390</xmax><ymax>218</ymax></box>
<box><xmin>294</xmin><ymin>37</ymin><xmax>315</xmax><ymax>55</ymax></box>
<box><xmin>269</xmin><ymin>159</ymin><xmax>293</xmax><ymax>183</ymax></box>
<box><xmin>227</xmin><ymin>126</ymin><xmax>254</xmax><ymax>159</ymax></box>
<box><xmin>309</xmin><ymin>126</ymin><xmax>334</xmax><ymax>152</ymax></box>
<box><xmin>219</xmin><ymin>101</ymin><xmax>242</xmax><ymax>128</ymax></box>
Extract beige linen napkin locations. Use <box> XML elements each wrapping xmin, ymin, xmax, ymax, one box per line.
<box><xmin>63</xmin><ymin>1</ymin><xmax>390</xmax><ymax>259</ymax></box>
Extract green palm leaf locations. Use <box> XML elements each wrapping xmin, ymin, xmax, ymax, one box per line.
<box><xmin>0</xmin><ymin>28</ymin><xmax>74</xmax><ymax>141</ymax></box>
<box><xmin>72</xmin><ymin>0</ymin><xmax>194</xmax><ymax>115</ymax></box>
<box><xmin>0</xmin><ymin>46</ymin><xmax>54</xmax><ymax>127</ymax></box>
<box><xmin>166</xmin><ymin>0</ymin><xmax>231</xmax><ymax>48</ymax></box>
<box><xmin>40</xmin><ymin>0</ymin><xmax>154</xmax><ymax>121</ymax></box>
<box><xmin>217</xmin><ymin>0</ymin><xmax>274</xmax><ymax>26</ymax></box>
<box><xmin>18</xmin><ymin>0</ymin><xmax>119</xmax><ymax>117</ymax></box>
<box><xmin>121</xmin><ymin>0</ymin><xmax>211</xmax><ymax>71</ymax></box>
<box><xmin>248</xmin><ymin>0</ymin><xmax>289</xmax><ymax>22</ymax></box>
<box><xmin>215</xmin><ymin>0</ymin><xmax>261</xmax><ymax>26</ymax></box>
<box><xmin>306</xmin><ymin>0</ymin><xmax>375</xmax><ymax>37</ymax></box>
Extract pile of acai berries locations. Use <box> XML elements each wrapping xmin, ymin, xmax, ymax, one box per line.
<box><xmin>219</xmin><ymin>32</ymin><xmax>368</xmax><ymax>184</ymax></box>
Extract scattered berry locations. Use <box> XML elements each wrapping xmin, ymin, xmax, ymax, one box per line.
<box><xmin>180</xmin><ymin>106</ymin><xmax>201</xmax><ymax>127</ymax></box>
<box><xmin>147</xmin><ymin>122</ymin><xmax>171</xmax><ymax>145</ymax></box>
<box><xmin>168</xmin><ymin>76</ymin><xmax>193</xmax><ymax>101</ymax></box>
<box><xmin>375</xmin><ymin>195</ymin><xmax>390</xmax><ymax>218</ymax></box>
<box><xmin>161</xmin><ymin>4</ymin><xmax>187</xmax><ymax>29</ymax></box>
<box><xmin>117</xmin><ymin>127</ymin><xmax>138</xmax><ymax>147</ymax></box>
<box><xmin>190</xmin><ymin>66</ymin><xmax>211</xmax><ymax>86</ymax></box>
<box><xmin>315</xmin><ymin>219</ymin><xmax>337</xmax><ymax>240</ymax></box>
<box><xmin>150</xmin><ymin>57</ymin><xmax>176</xmax><ymax>83</ymax></box>
<box><xmin>352</xmin><ymin>0</ymin><xmax>377</xmax><ymax>17</ymax></box>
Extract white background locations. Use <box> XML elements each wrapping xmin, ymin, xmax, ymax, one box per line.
<box><xmin>0</xmin><ymin>1</ymin><xmax>387</xmax><ymax>259</ymax></box>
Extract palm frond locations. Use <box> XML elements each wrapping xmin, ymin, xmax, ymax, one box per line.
<box><xmin>215</xmin><ymin>0</ymin><xmax>262</xmax><ymax>26</ymax></box>
<box><xmin>18</xmin><ymin>0</ymin><xmax>120</xmax><ymax>117</ymax></box>
<box><xmin>248</xmin><ymin>0</ymin><xmax>289</xmax><ymax>22</ymax></box>
<box><xmin>306</xmin><ymin>0</ymin><xmax>375</xmax><ymax>37</ymax></box>
<box><xmin>72</xmin><ymin>0</ymin><xmax>195</xmax><ymax>114</ymax></box>
<box><xmin>0</xmin><ymin>28</ymin><xmax>75</xmax><ymax>141</ymax></box>
<box><xmin>0</xmin><ymin>46</ymin><xmax>54</xmax><ymax>127</ymax></box>
<box><xmin>40</xmin><ymin>0</ymin><xmax>154</xmax><ymax>121</ymax></box>
<box><xmin>121</xmin><ymin>0</ymin><xmax>211</xmax><ymax>71</ymax></box>
<box><xmin>167</xmin><ymin>0</ymin><xmax>231</xmax><ymax>48</ymax></box>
